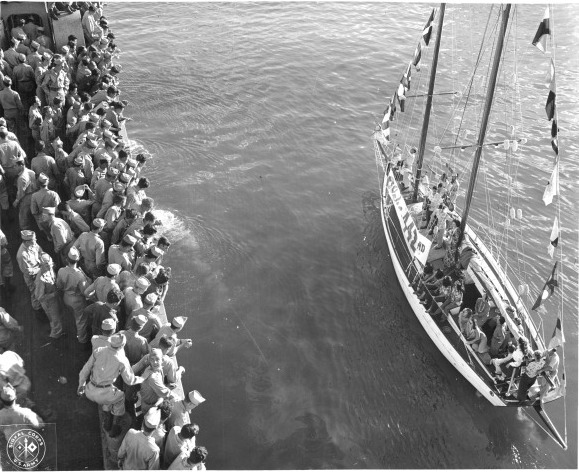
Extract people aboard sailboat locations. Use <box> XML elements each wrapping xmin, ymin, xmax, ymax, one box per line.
<box><xmin>442</xmin><ymin>219</ymin><xmax>461</xmax><ymax>269</ymax></box>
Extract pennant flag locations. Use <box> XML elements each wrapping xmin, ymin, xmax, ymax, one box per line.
<box><xmin>551</xmin><ymin>119</ymin><xmax>559</xmax><ymax>155</ymax></box>
<box><xmin>401</xmin><ymin>62</ymin><xmax>412</xmax><ymax>90</ymax></box>
<box><xmin>412</xmin><ymin>43</ymin><xmax>422</xmax><ymax>69</ymax></box>
<box><xmin>422</xmin><ymin>9</ymin><xmax>435</xmax><ymax>46</ymax></box>
<box><xmin>381</xmin><ymin>120</ymin><xmax>390</xmax><ymax>142</ymax></box>
<box><xmin>548</xmin><ymin>317</ymin><xmax>565</xmax><ymax>349</ymax></box>
<box><xmin>542</xmin><ymin>159</ymin><xmax>560</xmax><ymax>205</ymax></box>
<box><xmin>532</xmin><ymin>7</ymin><xmax>551</xmax><ymax>53</ymax></box>
<box><xmin>396</xmin><ymin>83</ymin><xmax>406</xmax><ymax>112</ymax></box>
<box><xmin>390</xmin><ymin>93</ymin><xmax>397</xmax><ymax>121</ymax></box>
<box><xmin>545</xmin><ymin>59</ymin><xmax>556</xmax><ymax>121</ymax></box>
<box><xmin>548</xmin><ymin>216</ymin><xmax>559</xmax><ymax>257</ymax></box>
<box><xmin>532</xmin><ymin>262</ymin><xmax>558</xmax><ymax>310</ymax></box>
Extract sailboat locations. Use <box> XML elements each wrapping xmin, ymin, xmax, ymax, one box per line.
<box><xmin>373</xmin><ymin>4</ymin><xmax>569</xmax><ymax>449</ymax></box>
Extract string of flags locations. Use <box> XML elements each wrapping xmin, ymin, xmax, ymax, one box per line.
<box><xmin>531</xmin><ymin>7</ymin><xmax>564</xmax><ymax>354</ymax></box>
<box><xmin>380</xmin><ymin>8</ymin><xmax>436</xmax><ymax>142</ymax></box>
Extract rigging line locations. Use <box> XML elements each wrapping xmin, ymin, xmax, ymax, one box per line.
<box><xmin>549</xmin><ymin>3</ymin><xmax>568</xmax><ymax>444</ymax></box>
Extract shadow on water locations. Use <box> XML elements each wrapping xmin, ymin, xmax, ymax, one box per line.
<box><xmin>257</xmin><ymin>412</ymin><xmax>345</xmax><ymax>469</ymax></box>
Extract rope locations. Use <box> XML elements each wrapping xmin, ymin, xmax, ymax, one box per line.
<box><xmin>548</xmin><ymin>3</ymin><xmax>568</xmax><ymax>446</ymax></box>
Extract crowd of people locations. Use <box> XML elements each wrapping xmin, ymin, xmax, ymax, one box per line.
<box><xmin>0</xmin><ymin>2</ymin><xmax>209</xmax><ymax>469</ymax></box>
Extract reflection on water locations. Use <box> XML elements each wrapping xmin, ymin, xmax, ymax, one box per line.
<box><xmin>111</xmin><ymin>2</ymin><xmax>577</xmax><ymax>469</ymax></box>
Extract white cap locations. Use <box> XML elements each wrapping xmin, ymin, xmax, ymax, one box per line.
<box><xmin>107</xmin><ymin>263</ymin><xmax>121</xmax><ymax>276</ymax></box>
<box><xmin>143</xmin><ymin>407</ymin><xmax>161</xmax><ymax>428</ymax></box>
<box><xmin>187</xmin><ymin>390</ymin><xmax>205</xmax><ymax>407</ymax></box>
<box><xmin>171</xmin><ymin>316</ymin><xmax>188</xmax><ymax>329</ymax></box>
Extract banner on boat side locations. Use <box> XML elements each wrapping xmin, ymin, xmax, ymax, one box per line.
<box><xmin>385</xmin><ymin>170</ymin><xmax>432</xmax><ymax>267</ymax></box>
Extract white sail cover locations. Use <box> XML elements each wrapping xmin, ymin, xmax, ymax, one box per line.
<box><xmin>385</xmin><ymin>169</ymin><xmax>432</xmax><ymax>267</ymax></box>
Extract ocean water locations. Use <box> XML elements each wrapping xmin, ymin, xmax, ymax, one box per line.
<box><xmin>109</xmin><ymin>3</ymin><xmax>577</xmax><ymax>468</ymax></box>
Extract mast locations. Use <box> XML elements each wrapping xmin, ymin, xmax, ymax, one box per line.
<box><xmin>458</xmin><ymin>4</ymin><xmax>511</xmax><ymax>241</ymax></box>
<box><xmin>412</xmin><ymin>3</ymin><xmax>446</xmax><ymax>202</ymax></box>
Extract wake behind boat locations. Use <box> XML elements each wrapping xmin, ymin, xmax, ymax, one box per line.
<box><xmin>373</xmin><ymin>4</ymin><xmax>569</xmax><ymax>449</ymax></box>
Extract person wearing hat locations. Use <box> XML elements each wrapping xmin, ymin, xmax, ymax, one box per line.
<box><xmin>34</xmin><ymin>253</ymin><xmax>65</xmax><ymax>339</ymax></box>
<box><xmin>0</xmin><ymin>129</ymin><xmax>26</xmax><ymax>205</ymax></box>
<box><xmin>138</xmin><ymin>348</ymin><xmax>178</xmax><ymax>417</ymax></box>
<box><xmin>129</xmin><ymin>292</ymin><xmax>163</xmax><ymax>342</ymax></box>
<box><xmin>0</xmin><ymin>384</ymin><xmax>43</xmax><ymax>441</ymax></box>
<box><xmin>0</xmin><ymin>76</ymin><xmax>24</xmax><ymax>136</ymax></box>
<box><xmin>92</xmin><ymin>165</ymin><xmax>117</xmax><ymax>217</ymax></box>
<box><xmin>78</xmin><ymin>333</ymin><xmax>145</xmax><ymax>438</ymax></box>
<box><xmin>12</xmin><ymin>52</ymin><xmax>35</xmax><ymax>110</ymax></box>
<box><xmin>35</xmin><ymin>27</ymin><xmax>52</xmax><ymax>56</ymax></box>
<box><xmin>86</xmin><ymin>287</ymin><xmax>122</xmax><ymax>338</ymax></box>
<box><xmin>72</xmin><ymin>218</ymin><xmax>105</xmax><ymax>279</ymax></box>
<box><xmin>41</xmin><ymin>54</ymin><xmax>69</xmax><ymax>106</ymax></box>
<box><xmin>31</xmin><ymin>173</ymin><xmax>60</xmax><ymax>237</ymax></box>
<box><xmin>150</xmin><ymin>316</ymin><xmax>192</xmax><ymax>361</ymax></box>
<box><xmin>67</xmin><ymin>184</ymin><xmax>94</xmax><ymax>224</ymax></box>
<box><xmin>117</xmin><ymin>406</ymin><xmax>161</xmax><ymax>470</ymax></box>
<box><xmin>15</xmin><ymin>36</ymin><xmax>31</xmax><ymax>58</ymax></box>
<box><xmin>64</xmin><ymin>154</ymin><xmax>88</xmax><ymax>199</ymax></box>
<box><xmin>27</xmin><ymin>40</ymin><xmax>42</xmax><ymax>72</ymax></box>
<box><xmin>103</xmin><ymin>193</ymin><xmax>126</xmax><ymax>236</ymax></box>
<box><xmin>43</xmin><ymin>206</ymin><xmax>75</xmax><ymax>264</ymax></box>
<box><xmin>16</xmin><ymin>230</ymin><xmax>45</xmax><ymax>310</ymax></box>
<box><xmin>13</xmin><ymin>156</ymin><xmax>37</xmax><ymax>231</ymax></box>
<box><xmin>3</xmin><ymin>38</ymin><xmax>21</xmax><ymax>69</ymax></box>
<box><xmin>96</xmin><ymin>179</ymin><xmax>124</xmax><ymax>220</ymax></box>
<box><xmin>0</xmin><ymin>307</ymin><xmax>22</xmax><ymax>354</ymax></box>
<box><xmin>165</xmin><ymin>390</ymin><xmax>206</xmax><ymax>432</ymax></box>
<box><xmin>517</xmin><ymin>350</ymin><xmax>546</xmax><ymax>403</ymax></box>
<box><xmin>39</xmin><ymin>105</ymin><xmax>56</xmax><ymax>149</ymax></box>
<box><xmin>58</xmin><ymin>201</ymin><xmax>90</xmax><ymax>238</ymax></box>
<box><xmin>10</xmin><ymin>19</ymin><xmax>26</xmax><ymax>41</ymax></box>
<box><xmin>34</xmin><ymin>52</ymin><xmax>51</xmax><ymax>107</ymax></box>
<box><xmin>23</xmin><ymin>17</ymin><xmax>39</xmax><ymax>42</ymax></box>
<box><xmin>108</xmin><ymin>233</ymin><xmax>136</xmax><ymax>272</ymax></box>
<box><xmin>83</xmin><ymin>262</ymin><xmax>121</xmax><ymax>303</ymax></box>
<box><xmin>56</xmin><ymin>246</ymin><xmax>91</xmax><ymax>342</ymax></box>
<box><xmin>119</xmin><ymin>314</ymin><xmax>148</xmax><ymax>365</ymax></box>
<box><xmin>91</xmin><ymin>317</ymin><xmax>116</xmax><ymax>351</ymax></box>
<box><xmin>123</xmin><ymin>276</ymin><xmax>149</xmax><ymax>321</ymax></box>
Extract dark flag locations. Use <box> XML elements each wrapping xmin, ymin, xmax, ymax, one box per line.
<box><xmin>532</xmin><ymin>7</ymin><xmax>551</xmax><ymax>53</ymax></box>
<box><xmin>532</xmin><ymin>262</ymin><xmax>558</xmax><ymax>310</ymax></box>
<box><xmin>548</xmin><ymin>317</ymin><xmax>565</xmax><ymax>349</ymax></box>
<box><xmin>551</xmin><ymin>119</ymin><xmax>559</xmax><ymax>155</ymax></box>
<box><xmin>545</xmin><ymin>59</ymin><xmax>556</xmax><ymax>121</ymax></box>
<box><xmin>422</xmin><ymin>9</ymin><xmax>435</xmax><ymax>46</ymax></box>
<box><xmin>412</xmin><ymin>43</ymin><xmax>422</xmax><ymax>69</ymax></box>
<box><xmin>390</xmin><ymin>93</ymin><xmax>397</xmax><ymax>121</ymax></box>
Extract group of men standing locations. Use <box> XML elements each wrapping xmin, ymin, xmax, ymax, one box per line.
<box><xmin>0</xmin><ymin>3</ymin><xmax>209</xmax><ymax>469</ymax></box>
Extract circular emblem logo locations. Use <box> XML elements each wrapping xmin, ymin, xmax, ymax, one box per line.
<box><xmin>6</xmin><ymin>428</ymin><xmax>46</xmax><ymax>470</ymax></box>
